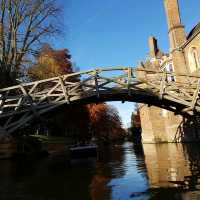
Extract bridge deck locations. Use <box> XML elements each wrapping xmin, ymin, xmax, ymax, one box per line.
<box><xmin>0</xmin><ymin>67</ymin><xmax>200</xmax><ymax>134</ymax></box>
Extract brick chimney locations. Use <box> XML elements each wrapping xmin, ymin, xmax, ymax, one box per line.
<box><xmin>163</xmin><ymin>0</ymin><xmax>188</xmax><ymax>74</ymax></box>
<box><xmin>149</xmin><ymin>36</ymin><xmax>158</xmax><ymax>59</ymax></box>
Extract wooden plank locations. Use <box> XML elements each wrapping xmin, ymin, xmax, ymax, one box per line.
<box><xmin>59</xmin><ymin>77</ymin><xmax>70</xmax><ymax>103</ymax></box>
<box><xmin>28</xmin><ymin>83</ymin><xmax>39</xmax><ymax>94</ymax></box>
<box><xmin>94</xmin><ymin>71</ymin><xmax>100</xmax><ymax>98</ymax></box>
<box><xmin>19</xmin><ymin>85</ymin><xmax>40</xmax><ymax>118</ymax></box>
<box><xmin>0</xmin><ymin>91</ymin><xmax>10</xmax><ymax>109</ymax></box>
<box><xmin>190</xmin><ymin>79</ymin><xmax>200</xmax><ymax>109</ymax></box>
<box><xmin>5</xmin><ymin>112</ymin><xmax>31</xmax><ymax>129</ymax></box>
<box><xmin>2</xmin><ymin>66</ymin><xmax>200</xmax><ymax>134</ymax></box>
<box><xmin>159</xmin><ymin>72</ymin><xmax>166</xmax><ymax>99</ymax></box>
<box><xmin>127</xmin><ymin>67</ymin><xmax>132</xmax><ymax>95</ymax></box>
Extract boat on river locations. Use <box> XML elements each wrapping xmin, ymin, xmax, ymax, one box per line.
<box><xmin>69</xmin><ymin>144</ymin><xmax>97</xmax><ymax>159</ymax></box>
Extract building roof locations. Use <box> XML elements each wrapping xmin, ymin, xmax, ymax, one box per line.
<box><xmin>187</xmin><ymin>22</ymin><xmax>200</xmax><ymax>40</ymax></box>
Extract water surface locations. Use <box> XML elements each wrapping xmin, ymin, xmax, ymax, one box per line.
<box><xmin>0</xmin><ymin>142</ymin><xmax>200</xmax><ymax>200</ymax></box>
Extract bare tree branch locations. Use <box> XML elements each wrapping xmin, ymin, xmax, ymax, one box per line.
<box><xmin>0</xmin><ymin>0</ymin><xmax>62</xmax><ymax>88</ymax></box>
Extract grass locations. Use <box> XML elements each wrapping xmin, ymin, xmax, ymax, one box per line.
<box><xmin>29</xmin><ymin>135</ymin><xmax>73</xmax><ymax>144</ymax></box>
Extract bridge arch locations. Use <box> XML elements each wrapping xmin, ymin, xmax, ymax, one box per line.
<box><xmin>0</xmin><ymin>67</ymin><xmax>200</xmax><ymax>134</ymax></box>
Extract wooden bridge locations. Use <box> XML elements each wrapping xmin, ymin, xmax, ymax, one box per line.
<box><xmin>0</xmin><ymin>66</ymin><xmax>200</xmax><ymax>135</ymax></box>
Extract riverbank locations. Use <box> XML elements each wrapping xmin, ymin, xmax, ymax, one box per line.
<box><xmin>0</xmin><ymin>135</ymin><xmax>73</xmax><ymax>160</ymax></box>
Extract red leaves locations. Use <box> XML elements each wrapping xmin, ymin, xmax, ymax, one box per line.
<box><xmin>87</xmin><ymin>103</ymin><xmax>126</xmax><ymax>141</ymax></box>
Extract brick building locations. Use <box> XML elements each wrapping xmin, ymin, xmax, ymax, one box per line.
<box><xmin>139</xmin><ymin>0</ymin><xmax>200</xmax><ymax>143</ymax></box>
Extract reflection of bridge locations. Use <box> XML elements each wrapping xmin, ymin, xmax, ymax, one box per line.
<box><xmin>0</xmin><ymin>67</ymin><xmax>200</xmax><ymax>134</ymax></box>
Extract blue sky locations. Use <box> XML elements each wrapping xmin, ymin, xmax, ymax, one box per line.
<box><xmin>53</xmin><ymin>0</ymin><xmax>200</xmax><ymax>127</ymax></box>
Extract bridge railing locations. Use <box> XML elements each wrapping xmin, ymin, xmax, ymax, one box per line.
<box><xmin>0</xmin><ymin>66</ymin><xmax>200</xmax><ymax>134</ymax></box>
<box><xmin>0</xmin><ymin>67</ymin><xmax>200</xmax><ymax>111</ymax></box>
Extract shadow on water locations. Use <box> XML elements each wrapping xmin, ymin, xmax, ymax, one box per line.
<box><xmin>0</xmin><ymin>157</ymin><xmax>95</xmax><ymax>200</ymax></box>
<box><xmin>1</xmin><ymin>142</ymin><xmax>200</xmax><ymax>199</ymax></box>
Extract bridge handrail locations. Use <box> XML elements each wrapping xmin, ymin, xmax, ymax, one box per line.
<box><xmin>1</xmin><ymin>66</ymin><xmax>200</xmax><ymax>134</ymax></box>
<box><xmin>0</xmin><ymin>66</ymin><xmax>200</xmax><ymax>92</ymax></box>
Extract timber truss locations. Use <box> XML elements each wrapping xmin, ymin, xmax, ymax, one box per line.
<box><xmin>0</xmin><ymin>66</ymin><xmax>200</xmax><ymax>134</ymax></box>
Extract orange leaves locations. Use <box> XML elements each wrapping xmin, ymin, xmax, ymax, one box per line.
<box><xmin>87</xmin><ymin>103</ymin><xmax>126</xmax><ymax>141</ymax></box>
<box><xmin>28</xmin><ymin>44</ymin><xmax>72</xmax><ymax>80</ymax></box>
<box><xmin>87</xmin><ymin>103</ymin><xmax>107</xmax><ymax>125</ymax></box>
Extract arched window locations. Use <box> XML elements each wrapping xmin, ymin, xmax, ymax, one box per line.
<box><xmin>189</xmin><ymin>47</ymin><xmax>200</xmax><ymax>72</ymax></box>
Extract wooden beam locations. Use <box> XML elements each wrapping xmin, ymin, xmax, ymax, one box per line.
<box><xmin>159</xmin><ymin>72</ymin><xmax>166</xmax><ymax>99</ymax></box>
<box><xmin>190</xmin><ymin>79</ymin><xmax>200</xmax><ymax>110</ymax></box>
<box><xmin>1</xmin><ymin>66</ymin><xmax>200</xmax><ymax>134</ymax></box>
<box><xmin>127</xmin><ymin>67</ymin><xmax>132</xmax><ymax>95</ymax></box>
<box><xmin>59</xmin><ymin>77</ymin><xmax>71</xmax><ymax>104</ymax></box>
<box><xmin>94</xmin><ymin>71</ymin><xmax>100</xmax><ymax>98</ymax></box>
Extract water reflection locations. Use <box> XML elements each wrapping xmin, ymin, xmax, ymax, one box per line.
<box><xmin>144</xmin><ymin>143</ymin><xmax>200</xmax><ymax>199</ymax></box>
<box><xmin>0</xmin><ymin>142</ymin><xmax>200</xmax><ymax>199</ymax></box>
<box><xmin>91</xmin><ymin>143</ymin><xmax>148</xmax><ymax>200</ymax></box>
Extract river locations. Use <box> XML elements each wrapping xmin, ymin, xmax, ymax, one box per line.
<box><xmin>0</xmin><ymin>142</ymin><xmax>200</xmax><ymax>200</ymax></box>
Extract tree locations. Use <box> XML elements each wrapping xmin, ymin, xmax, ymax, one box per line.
<box><xmin>28</xmin><ymin>45</ymin><xmax>126</xmax><ymax>142</ymax></box>
<box><xmin>131</xmin><ymin>105</ymin><xmax>141</xmax><ymax>128</ymax></box>
<box><xmin>27</xmin><ymin>44</ymin><xmax>89</xmax><ymax>139</ymax></box>
<box><xmin>28</xmin><ymin>44</ymin><xmax>72</xmax><ymax>80</ymax></box>
<box><xmin>0</xmin><ymin>0</ymin><xmax>61</xmax><ymax>87</ymax></box>
<box><xmin>87</xmin><ymin>103</ymin><xmax>126</xmax><ymax>142</ymax></box>
<box><xmin>130</xmin><ymin>105</ymin><xmax>141</xmax><ymax>143</ymax></box>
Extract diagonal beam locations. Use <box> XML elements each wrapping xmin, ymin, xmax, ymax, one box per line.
<box><xmin>190</xmin><ymin>79</ymin><xmax>200</xmax><ymax>110</ymax></box>
<box><xmin>59</xmin><ymin>77</ymin><xmax>70</xmax><ymax>104</ymax></box>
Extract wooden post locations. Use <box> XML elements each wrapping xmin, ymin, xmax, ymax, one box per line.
<box><xmin>59</xmin><ymin>77</ymin><xmax>70</xmax><ymax>104</ymax></box>
<box><xmin>1</xmin><ymin>66</ymin><xmax>200</xmax><ymax>135</ymax></box>
<box><xmin>191</xmin><ymin>79</ymin><xmax>200</xmax><ymax>110</ymax></box>
<box><xmin>94</xmin><ymin>70</ymin><xmax>100</xmax><ymax>98</ymax></box>
<box><xmin>159</xmin><ymin>72</ymin><xmax>167</xmax><ymax>99</ymax></box>
<box><xmin>127</xmin><ymin>67</ymin><xmax>132</xmax><ymax>95</ymax></box>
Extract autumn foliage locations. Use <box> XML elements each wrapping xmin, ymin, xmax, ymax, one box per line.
<box><xmin>131</xmin><ymin>106</ymin><xmax>141</xmax><ymax>128</ymax></box>
<box><xmin>28</xmin><ymin>44</ymin><xmax>73</xmax><ymax>80</ymax></box>
<box><xmin>28</xmin><ymin>44</ymin><xmax>126</xmax><ymax>142</ymax></box>
<box><xmin>87</xmin><ymin>104</ymin><xmax>126</xmax><ymax>141</ymax></box>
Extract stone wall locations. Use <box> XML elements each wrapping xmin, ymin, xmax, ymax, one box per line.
<box><xmin>140</xmin><ymin>104</ymin><xmax>166</xmax><ymax>143</ymax></box>
<box><xmin>140</xmin><ymin>102</ymin><xmax>200</xmax><ymax>143</ymax></box>
<box><xmin>138</xmin><ymin>0</ymin><xmax>200</xmax><ymax>144</ymax></box>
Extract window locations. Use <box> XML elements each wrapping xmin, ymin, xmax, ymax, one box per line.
<box><xmin>164</xmin><ymin>62</ymin><xmax>175</xmax><ymax>82</ymax></box>
<box><xmin>189</xmin><ymin>47</ymin><xmax>200</xmax><ymax>72</ymax></box>
<box><xmin>168</xmin><ymin>63</ymin><xmax>175</xmax><ymax>82</ymax></box>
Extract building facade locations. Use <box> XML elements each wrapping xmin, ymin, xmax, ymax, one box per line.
<box><xmin>139</xmin><ymin>0</ymin><xmax>200</xmax><ymax>143</ymax></box>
